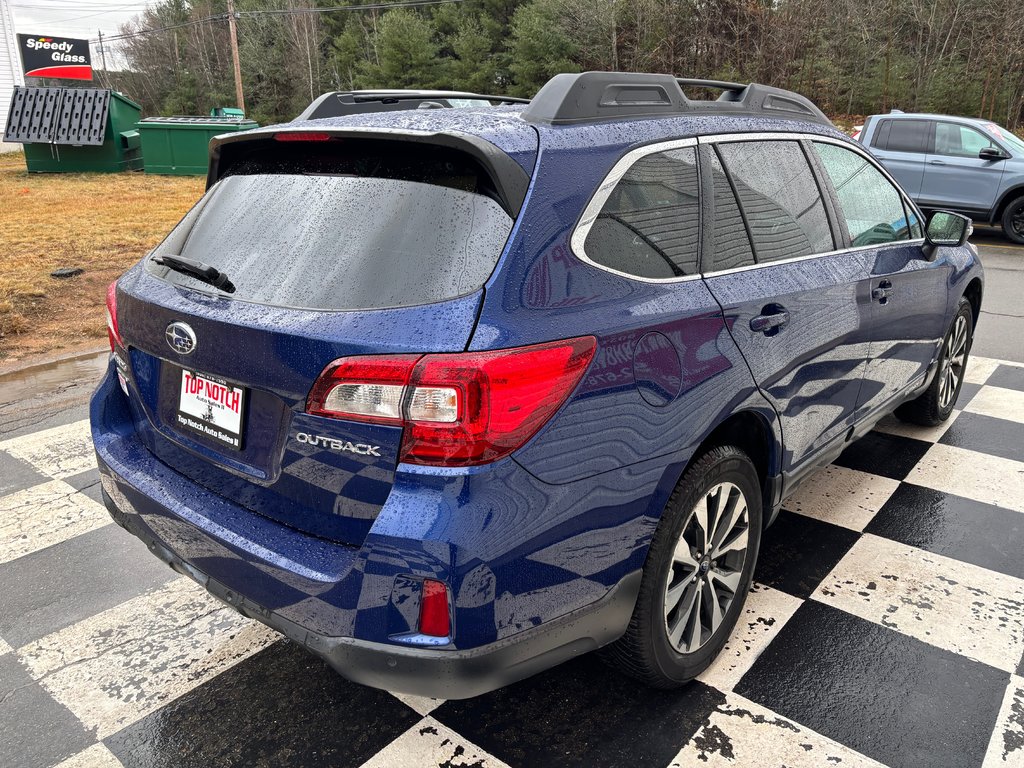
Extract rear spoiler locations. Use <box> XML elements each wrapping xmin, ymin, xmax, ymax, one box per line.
<box><xmin>206</xmin><ymin>127</ymin><xmax>531</xmax><ymax>218</ymax></box>
<box><xmin>297</xmin><ymin>90</ymin><xmax>529</xmax><ymax>120</ymax></box>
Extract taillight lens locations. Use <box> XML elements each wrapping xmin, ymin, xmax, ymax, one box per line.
<box><xmin>307</xmin><ymin>355</ymin><xmax>420</xmax><ymax>423</ymax></box>
<box><xmin>105</xmin><ymin>281</ymin><xmax>121</xmax><ymax>352</ymax></box>
<box><xmin>306</xmin><ymin>336</ymin><xmax>597</xmax><ymax>467</ymax></box>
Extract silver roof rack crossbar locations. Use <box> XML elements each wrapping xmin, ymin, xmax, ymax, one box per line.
<box><xmin>520</xmin><ymin>72</ymin><xmax>832</xmax><ymax>128</ymax></box>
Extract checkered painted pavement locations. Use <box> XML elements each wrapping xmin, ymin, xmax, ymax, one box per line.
<box><xmin>1</xmin><ymin>356</ymin><xmax>1023</xmax><ymax>768</ymax></box>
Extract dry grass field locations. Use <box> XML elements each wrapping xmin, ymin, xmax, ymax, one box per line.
<box><xmin>0</xmin><ymin>152</ymin><xmax>204</xmax><ymax>364</ymax></box>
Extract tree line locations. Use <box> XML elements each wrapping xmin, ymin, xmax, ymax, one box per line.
<box><xmin>102</xmin><ymin>0</ymin><xmax>1024</xmax><ymax>130</ymax></box>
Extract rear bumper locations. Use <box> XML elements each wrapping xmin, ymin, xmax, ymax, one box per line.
<box><xmin>101</xmin><ymin>491</ymin><xmax>638</xmax><ymax>699</ymax></box>
<box><xmin>92</xmin><ymin>362</ymin><xmax>657</xmax><ymax>698</ymax></box>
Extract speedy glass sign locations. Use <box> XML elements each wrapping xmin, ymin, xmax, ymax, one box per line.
<box><xmin>17</xmin><ymin>34</ymin><xmax>93</xmax><ymax>81</ymax></box>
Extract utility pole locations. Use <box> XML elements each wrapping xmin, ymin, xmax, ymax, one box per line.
<box><xmin>225</xmin><ymin>0</ymin><xmax>245</xmax><ymax>114</ymax></box>
<box><xmin>97</xmin><ymin>30</ymin><xmax>107</xmax><ymax>71</ymax></box>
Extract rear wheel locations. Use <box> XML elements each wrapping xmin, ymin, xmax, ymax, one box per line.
<box><xmin>896</xmin><ymin>297</ymin><xmax>973</xmax><ymax>426</ymax></box>
<box><xmin>606</xmin><ymin>445</ymin><xmax>762</xmax><ymax>687</ymax></box>
<box><xmin>1002</xmin><ymin>197</ymin><xmax>1024</xmax><ymax>244</ymax></box>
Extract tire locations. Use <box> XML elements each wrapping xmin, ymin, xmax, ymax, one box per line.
<box><xmin>1002</xmin><ymin>197</ymin><xmax>1024</xmax><ymax>245</ymax></box>
<box><xmin>605</xmin><ymin>445</ymin><xmax>762</xmax><ymax>688</ymax></box>
<box><xmin>895</xmin><ymin>297</ymin><xmax>973</xmax><ymax>426</ymax></box>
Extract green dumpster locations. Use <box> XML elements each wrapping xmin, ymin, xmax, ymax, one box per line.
<box><xmin>137</xmin><ymin>116</ymin><xmax>258</xmax><ymax>175</ymax></box>
<box><xmin>3</xmin><ymin>86</ymin><xmax>143</xmax><ymax>173</ymax></box>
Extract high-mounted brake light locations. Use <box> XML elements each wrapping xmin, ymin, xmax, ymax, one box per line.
<box><xmin>306</xmin><ymin>337</ymin><xmax>597</xmax><ymax>467</ymax></box>
<box><xmin>105</xmin><ymin>281</ymin><xmax>122</xmax><ymax>352</ymax></box>
<box><xmin>274</xmin><ymin>131</ymin><xmax>333</xmax><ymax>142</ymax></box>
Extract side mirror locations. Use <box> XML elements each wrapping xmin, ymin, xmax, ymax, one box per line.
<box><xmin>923</xmin><ymin>211</ymin><xmax>972</xmax><ymax>259</ymax></box>
<box><xmin>979</xmin><ymin>147</ymin><xmax>1007</xmax><ymax>161</ymax></box>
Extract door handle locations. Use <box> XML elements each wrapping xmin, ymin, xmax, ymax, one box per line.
<box><xmin>928</xmin><ymin>159</ymin><xmax>947</xmax><ymax>166</ymax></box>
<box><xmin>750</xmin><ymin>306</ymin><xmax>790</xmax><ymax>336</ymax></box>
<box><xmin>872</xmin><ymin>279</ymin><xmax>894</xmax><ymax>304</ymax></box>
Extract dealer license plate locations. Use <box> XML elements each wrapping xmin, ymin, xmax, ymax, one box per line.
<box><xmin>175</xmin><ymin>369</ymin><xmax>246</xmax><ymax>450</ymax></box>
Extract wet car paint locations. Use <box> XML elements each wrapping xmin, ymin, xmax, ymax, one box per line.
<box><xmin>91</xmin><ymin>103</ymin><xmax>983</xmax><ymax>697</ymax></box>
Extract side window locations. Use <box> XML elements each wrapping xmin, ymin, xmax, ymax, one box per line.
<box><xmin>813</xmin><ymin>142</ymin><xmax>915</xmax><ymax>246</ymax></box>
<box><xmin>706</xmin><ymin>150</ymin><xmax>755</xmax><ymax>271</ymax></box>
<box><xmin>583</xmin><ymin>147</ymin><xmax>700</xmax><ymax>279</ymax></box>
<box><xmin>717</xmin><ymin>141</ymin><xmax>834</xmax><ymax>262</ymax></box>
<box><xmin>878</xmin><ymin>119</ymin><xmax>931</xmax><ymax>154</ymax></box>
<box><xmin>934</xmin><ymin>122</ymin><xmax>999</xmax><ymax>158</ymax></box>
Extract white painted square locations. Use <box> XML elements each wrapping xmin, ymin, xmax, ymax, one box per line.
<box><xmin>18</xmin><ymin>578</ymin><xmax>278</xmax><ymax>739</ymax></box>
<box><xmin>784</xmin><ymin>465</ymin><xmax>900</xmax><ymax>531</ymax></box>
<box><xmin>697</xmin><ymin>584</ymin><xmax>803</xmax><ymax>692</ymax></box>
<box><xmin>359</xmin><ymin>716</ymin><xmax>511</xmax><ymax>768</ymax></box>
<box><xmin>0</xmin><ymin>636</ymin><xmax>11</xmax><ymax>657</ymax></box>
<box><xmin>0</xmin><ymin>480</ymin><xmax>109</xmax><ymax>565</ymax></box>
<box><xmin>965</xmin><ymin>357</ymin><xmax>1002</xmax><ymax>385</ymax></box>
<box><xmin>873</xmin><ymin>410</ymin><xmax>958</xmax><ymax>442</ymax></box>
<box><xmin>0</xmin><ymin>419</ymin><xmax>95</xmax><ymax>480</ymax></box>
<box><xmin>907</xmin><ymin>443</ymin><xmax>1024</xmax><ymax>513</ymax></box>
<box><xmin>966</xmin><ymin>386</ymin><xmax>1024</xmax><ymax>425</ymax></box>
<box><xmin>54</xmin><ymin>743</ymin><xmax>124</xmax><ymax>768</ymax></box>
<box><xmin>671</xmin><ymin>691</ymin><xmax>884</xmax><ymax>767</ymax></box>
<box><xmin>388</xmin><ymin>691</ymin><xmax>443</xmax><ymax>717</ymax></box>
<box><xmin>813</xmin><ymin>535</ymin><xmax>1024</xmax><ymax>672</ymax></box>
<box><xmin>983</xmin><ymin>675</ymin><xmax>1024</xmax><ymax>768</ymax></box>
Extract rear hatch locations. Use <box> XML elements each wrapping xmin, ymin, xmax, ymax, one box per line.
<box><xmin>116</xmin><ymin>134</ymin><xmax>527</xmax><ymax>545</ymax></box>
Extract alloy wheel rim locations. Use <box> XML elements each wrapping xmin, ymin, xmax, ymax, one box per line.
<box><xmin>664</xmin><ymin>481</ymin><xmax>749</xmax><ymax>654</ymax></box>
<box><xmin>939</xmin><ymin>314</ymin><xmax>968</xmax><ymax>410</ymax></box>
<box><xmin>1012</xmin><ymin>206</ymin><xmax>1024</xmax><ymax>236</ymax></box>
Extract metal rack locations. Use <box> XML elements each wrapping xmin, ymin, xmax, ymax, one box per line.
<box><xmin>520</xmin><ymin>72</ymin><xmax>832</xmax><ymax>127</ymax></box>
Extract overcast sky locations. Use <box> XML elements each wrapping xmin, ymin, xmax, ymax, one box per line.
<box><xmin>10</xmin><ymin>1</ymin><xmax>152</xmax><ymax>45</ymax></box>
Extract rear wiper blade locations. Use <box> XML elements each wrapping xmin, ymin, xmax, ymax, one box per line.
<box><xmin>153</xmin><ymin>254</ymin><xmax>236</xmax><ymax>294</ymax></box>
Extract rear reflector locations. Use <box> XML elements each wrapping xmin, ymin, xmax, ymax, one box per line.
<box><xmin>419</xmin><ymin>579</ymin><xmax>450</xmax><ymax>638</ymax></box>
<box><xmin>105</xmin><ymin>281</ymin><xmax>122</xmax><ymax>352</ymax></box>
<box><xmin>307</xmin><ymin>337</ymin><xmax>597</xmax><ymax>466</ymax></box>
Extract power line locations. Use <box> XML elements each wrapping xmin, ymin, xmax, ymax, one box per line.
<box><xmin>11</xmin><ymin>3</ymin><xmax>148</xmax><ymax>9</ymax></box>
<box><xmin>90</xmin><ymin>0</ymin><xmax>467</xmax><ymax>43</ymax></box>
<box><xmin>235</xmin><ymin>0</ymin><xmax>465</xmax><ymax>17</ymax></box>
<box><xmin>91</xmin><ymin>13</ymin><xmax>226</xmax><ymax>43</ymax></box>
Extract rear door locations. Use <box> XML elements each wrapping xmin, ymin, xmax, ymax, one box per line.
<box><xmin>867</xmin><ymin>118</ymin><xmax>931</xmax><ymax>199</ymax></box>
<box><xmin>809</xmin><ymin>140</ymin><xmax>950</xmax><ymax>415</ymax></box>
<box><xmin>921</xmin><ymin>121</ymin><xmax>1006</xmax><ymax>213</ymax></box>
<box><xmin>117</xmin><ymin>136</ymin><xmax>526</xmax><ymax>545</ymax></box>
<box><xmin>699</xmin><ymin>137</ymin><xmax>873</xmax><ymax>475</ymax></box>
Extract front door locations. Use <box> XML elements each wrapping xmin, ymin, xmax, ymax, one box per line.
<box><xmin>920</xmin><ymin>121</ymin><xmax>1006</xmax><ymax>213</ymax></box>
<box><xmin>808</xmin><ymin>139</ymin><xmax>951</xmax><ymax>417</ymax></box>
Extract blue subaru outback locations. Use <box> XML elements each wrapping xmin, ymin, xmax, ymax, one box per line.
<box><xmin>92</xmin><ymin>72</ymin><xmax>983</xmax><ymax>698</ymax></box>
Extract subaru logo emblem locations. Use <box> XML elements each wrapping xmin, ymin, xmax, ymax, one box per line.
<box><xmin>165</xmin><ymin>322</ymin><xmax>197</xmax><ymax>355</ymax></box>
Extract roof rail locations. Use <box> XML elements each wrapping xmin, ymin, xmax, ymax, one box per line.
<box><xmin>297</xmin><ymin>90</ymin><xmax>529</xmax><ymax>120</ymax></box>
<box><xmin>520</xmin><ymin>72</ymin><xmax>832</xmax><ymax>128</ymax></box>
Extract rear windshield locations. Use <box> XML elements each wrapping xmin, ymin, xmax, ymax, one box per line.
<box><xmin>147</xmin><ymin>143</ymin><xmax>513</xmax><ymax>311</ymax></box>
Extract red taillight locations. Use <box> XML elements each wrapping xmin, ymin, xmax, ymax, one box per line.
<box><xmin>105</xmin><ymin>281</ymin><xmax>121</xmax><ymax>352</ymax></box>
<box><xmin>306</xmin><ymin>336</ymin><xmax>597</xmax><ymax>467</ymax></box>
<box><xmin>419</xmin><ymin>579</ymin><xmax>450</xmax><ymax>638</ymax></box>
<box><xmin>274</xmin><ymin>131</ymin><xmax>333</xmax><ymax>142</ymax></box>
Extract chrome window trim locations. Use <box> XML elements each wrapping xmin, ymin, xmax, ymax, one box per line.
<box><xmin>570</xmin><ymin>137</ymin><xmax>703</xmax><ymax>284</ymax></box>
<box><xmin>570</xmin><ymin>131</ymin><xmax>927</xmax><ymax>285</ymax></box>
<box><xmin>699</xmin><ymin>238</ymin><xmax>926</xmax><ymax>280</ymax></box>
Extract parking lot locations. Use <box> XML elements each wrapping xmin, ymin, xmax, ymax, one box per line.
<box><xmin>0</xmin><ymin>236</ymin><xmax>1022</xmax><ymax>768</ymax></box>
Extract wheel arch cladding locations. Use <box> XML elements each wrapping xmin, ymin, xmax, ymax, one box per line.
<box><xmin>994</xmin><ymin>186</ymin><xmax>1024</xmax><ymax>222</ymax></box>
<box><xmin>963</xmin><ymin>278</ymin><xmax>983</xmax><ymax>329</ymax></box>
<box><xmin>685</xmin><ymin>409</ymin><xmax>778</xmax><ymax>528</ymax></box>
